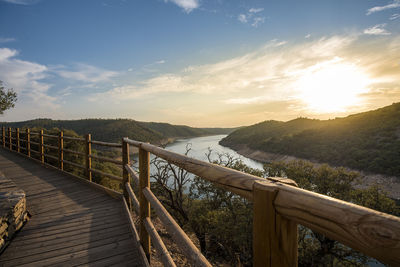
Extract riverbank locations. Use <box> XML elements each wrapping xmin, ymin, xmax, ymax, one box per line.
<box><xmin>222</xmin><ymin>143</ymin><xmax>400</xmax><ymax>200</ymax></box>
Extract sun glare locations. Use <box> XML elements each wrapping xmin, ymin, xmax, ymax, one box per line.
<box><xmin>295</xmin><ymin>59</ymin><xmax>371</xmax><ymax>113</ymax></box>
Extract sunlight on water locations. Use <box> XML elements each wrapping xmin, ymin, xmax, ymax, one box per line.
<box><xmin>165</xmin><ymin>135</ymin><xmax>264</xmax><ymax>170</ymax></box>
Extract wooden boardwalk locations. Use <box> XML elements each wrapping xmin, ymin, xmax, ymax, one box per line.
<box><xmin>0</xmin><ymin>149</ymin><xmax>146</xmax><ymax>266</ymax></box>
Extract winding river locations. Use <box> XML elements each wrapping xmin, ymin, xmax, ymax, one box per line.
<box><xmin>165</xmin><ymin>134</ymin><xmax>264</xmax><ymax>170</ymax></box>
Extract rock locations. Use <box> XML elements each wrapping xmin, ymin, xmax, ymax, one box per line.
<box><xmin>0</xmin><ymin>171</ymin><xmax>28</xmax><ymax>253</ymax></box>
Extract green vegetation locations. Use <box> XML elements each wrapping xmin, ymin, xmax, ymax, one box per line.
<box><xmin>0</xmin><ymin>81</ymin><xmax>17</xmax><ymax>115</ymax></box>
<box><xmin>2</xmin><ymin>118</ymin><xmax>234</xmax><ymax>144</ymax></box>
<box><xmin>151</xmin><ymin>150</ymin><xmax>398</xmax><ymax>266</ymax></box>
<box><xmin>26</xmin><ymin>127</ymin><xmax>123</xmax><ymax>192</ymax></box>
<box><xmin>220</xmin><ymin>103</ymin><xmax>400</xmax><ymax>177</ymax></box>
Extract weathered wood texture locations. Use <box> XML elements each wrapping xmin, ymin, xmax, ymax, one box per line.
<box><xmin>85</xmin><ymin>133</ymin><xmax>92</xmax><ymax>182</ymax></box>
<box><xmin>139</xmin><ymin>147</ymin><xmax>151</xmax><ymax>261</ymax></box>
<box><xmin>0</xmin><ymin>149</ymin><xmax>146</xmax><ymax>266</ymax></box>
<box><xmin>142</xmin><ymin>187</ymin><xmax>212</xmax><ymax>267</ymax></box>
<box><xmin>124</xmin><ymin>138</ymin><xmax>296</xmax><ymax>200</ymax></box>
<box><xmin>126</xmin><ymin>138</ymin><xmax>400</xmax><ymax>266</ymax></box>
<box><xmin>253</xmin><ymin>182</ymin><xmax>297</xmax><ymax>267</ymax></box>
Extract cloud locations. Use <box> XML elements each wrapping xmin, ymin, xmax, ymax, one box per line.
<box><xmin>366</xmin><ymin>0</ymin><xmax>400</xmax><ymax>15</ymax></box>
<box><xmin>363</xmin><ymin>24</ymin><xmax>391</xmax><ymax>35</ymax></box>
<box><xmin>390</xmin><ymin>13</ymin><xmax>400</xmax><ymax>20</ymax></box>
<box><xmin>0</xmin><ymin>37</ymin><xmax>16</xmax><ymax>43</ymax></box>
<box><xmin>251</xmin><ymin>17</ymin><xmax>265</xmax><ymax>27</ymax></box>
<box><xmin>94</xmin><ymin>36</ymin><xmax>357</xmax><ymax>103</ymax></box>
<box><xmin>224</xmin><ymin>96</ymin><xmax>263</xmax><ymax>104</ymax></box>
<box><xmin>55</xmin><ymin>63</ymin><xmax>118</xmax><ymax>83</ymax></box>
<box><xmin>249</xmin><ymin>8</ymin><xmax>264</xmax><ymax>13</ymax></box>
<box><xmin>164</xmin><ymin>0</ymin><xmax>199</xmax><ymax>13</ymax></box>
<box><xmin>1</xmin><ymin>0</ymin><xmax>40</xmax><ymax>4</ymax></box>
<box><xmin>84</xmin><ymin>34</ymin><xmax>400</xmax><ymax>125</ymax></box>
<box><xmin>305</xmin><ymin>34</ymin><xmax>311</xmax><ymax>39</ymax></box>
<box><xmin>238</xmin><ymin>14</ymin><xmax>247</xmax><ymax>23</ymax></box>
<box><xmin>0</xmin><ymin>47</ymin><xmax>57</xmax><ymax>109</ymax></box>
<box><xmin>238</xmin><ymin>8</ymin><xmax>265</xmax><ymax>27</ymax></box>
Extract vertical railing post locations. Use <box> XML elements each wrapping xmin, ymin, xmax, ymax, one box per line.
<box><xmin>59</xmin><ymin>131</ymin><xmax>63</xmax><ymax>170</ymax></box>
<box><xmin>122</xmin><ymin>138</ymin><xmax>130</xmax><ymax>200</ymax></box>
<box><xmin>2</xmin><ymin>127</ymin><xmax>5</xmax><ymax>148</ymax></box>
<box><xmin>16</xmin><ymin>128</ymin><xmax>20</xmax><ymax>153</ymax></box>
<box><xmin>8</xmin><ymin>127</ymin><xmax>11</xmax><ymax>150</ymax></box>
<box><xmin>139</xmin><ymin>146</ymin><xmax>151</xmax><ymax>262</ymax></box>
<box><xmin>26</xmin><ymin>128</ymin><xmax>30</xmax><ymax>157</ymax></box>
<box><xmin>253</xmin><ymin>181</ymin><xmax>298</xmax><ymax>267</ymax></box>
<box><xmin>85</xmin><ymin>134</ymin><xmax>92</xmax><ymax>182</ymax></box>
<box><xmin>40</xmin><ymin>129</ymin><xmax>44</xmax><ymax>163</ymax></box>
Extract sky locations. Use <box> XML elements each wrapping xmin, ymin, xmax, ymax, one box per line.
<box><xmin>0</xmin><ymin>0</ymin><xmax>399</xmax><ymax>127</ymax></box>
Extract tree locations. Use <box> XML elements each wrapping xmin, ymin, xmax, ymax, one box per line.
<box><xmin>0</xmin><ymin>81</ymin><xmax>17</xmax><ymax>114</ymax></box>
<box><xmin>150</xmin><ymin>148</ymin><xmax>398</xmax><ymax>266</ymax></box>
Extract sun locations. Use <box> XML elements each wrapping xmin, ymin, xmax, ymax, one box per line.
<box><xmin>295</xmin><ymin>59</ymin><xmax>371</xmax><ymax>113</ymax></box>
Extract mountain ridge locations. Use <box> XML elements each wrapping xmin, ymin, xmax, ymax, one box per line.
<box><xmin>1</xmin><ymin>118</ymin><xmax>235</xmax><ymax>144</ymax></box>
<box><xmin>220</xmin><ymin>103</ymin><xmax>400</xmax><ymax>177</ymax></box>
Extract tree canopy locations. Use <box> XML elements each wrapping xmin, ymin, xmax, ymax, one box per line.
<box><xmin>0</xmin><ymin>81</ymin><xmax>17</xmax><ymax>115</ymax></box>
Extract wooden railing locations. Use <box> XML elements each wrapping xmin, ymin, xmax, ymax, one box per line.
<box><xmin>1</xmin><ymin>127</ymin><xmax>399</xmax><ymax>266</ymax></box>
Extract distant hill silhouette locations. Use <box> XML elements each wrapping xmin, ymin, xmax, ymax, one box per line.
<box><xmin>1</xmin><ymin>118</ymin><xmax>234</xmax><ymax>144</ymax></box>
<box><xmin>220</xmin><ymin>103</ymin><xmax>400</xmax><ymax>177</ymax></box>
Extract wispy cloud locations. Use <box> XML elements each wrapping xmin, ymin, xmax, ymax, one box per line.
<box><xmin>85</xmin><ymin>34</ymin><xmax>400</xmax><ymax>125</ymax></box>
<box><xmin>305</xmin><ymin>34</ymin><xmax>311</xmax><ymax>39</ymax></box>
<box><xmin>238</xmin><ymin>14</ymin><xmax>247</xmax><ymax>23</ymax></box>
<box><xmin>1</xmin><ymin>0</ymin><xmax>40</xmax><ymax>4</ymax></box>
<box><xmin>249</xmin><ymin>8</ymin><xmax>264</xmax><ymax>13</ymax></box>
<box><xmin>366</xmin><ymin>0</ymin><xmax>400</xmax><ymax>15</ymax></box>
<box><xmin>252</xmin><ymin>17</ymin><xmax>265</xmax><ymax>28</ymax></box>
<box><xmin>0</xmin><ymin>37</ymin><xmax>16</xmax><ymax>43</ymax></box>
<box><xmin>54</xmin><ymin>63</ymin><xmax>118</xmax><ymax>83</ymax></box>
<box><xmin>238</xmin><ymin>8</ymin><xmax>265</xmax><ymax>27</ymax></box>
<box><xmin>164</xmin><ymin>0</ymin><xmax>200</xmax><ymax>13</ymax></box>
<box><xmin>363</xmin><ymin>24</ymin><xmax>391</xmax><ymax>35</ymax></box>
<box><xmin>390</xmin><ymin>13</ymin><xmax>400</xmax><ymax>20</ymax></box>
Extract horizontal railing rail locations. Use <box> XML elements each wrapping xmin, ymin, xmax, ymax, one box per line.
<box><xmin>1</xmin><ymin>126</ymin><xmax>399</xmax><ymax>266</ymax></box>
<box><xmin>123</xmin><ymin>137</ymin><xmax>400</xmax><ymax>266</ymax></box>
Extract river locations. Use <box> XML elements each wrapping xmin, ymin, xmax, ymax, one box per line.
<box><xmin>165</xmin><ymin>134</ymin><xmax>264</xmax><ymax>170</ymax></box>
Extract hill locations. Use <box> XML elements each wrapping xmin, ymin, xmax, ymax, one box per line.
<box><xmin>220</xmin><ymin>103</ymin><xmax>400</xmax><ymax>177</ymax></box>
<box><xmin>1</xmin><ymin>118</ymin><xmax>234</xmax><ymax>144</ymax></box>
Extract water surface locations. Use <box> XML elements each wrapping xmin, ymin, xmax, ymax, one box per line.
<box><xmin>165</xmin><ymin>134</ymin><xmax>263</xmax><ymax>170</ymax></box>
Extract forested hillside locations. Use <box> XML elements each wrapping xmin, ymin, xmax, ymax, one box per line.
<box><xmin>220</xmin><ymin>103</ymin><xmax>400</xmax><ymax>177</ymax></box>
<box><xmin>1</xmin><ymin>118</ymin><xmax>234</xmax><ymax>144</ymax></box>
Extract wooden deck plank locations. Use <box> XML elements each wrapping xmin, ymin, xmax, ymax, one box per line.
<box><xmin>0</xmin><ymin>149</ymin><xmax>144</xmax><ymax>266</ymax></box>
<box><xmin>0</xmin><ymin>233</ymin><xmax>132</xmax><ymax>265</ymax></box>
<box><xmin>9</xmin><ymin>239</ymin><xmax>135</xmax><ymax>267</ymax></box>
<box><xmin>3</xmin><ymin>223</ymin><xmax>131</xmax><ymax>254</ymax></box>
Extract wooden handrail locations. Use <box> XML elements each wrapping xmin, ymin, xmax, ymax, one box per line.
<box><xmin>43</xmin><ymin>144</ymin><xmax>58</xmax><ymax>150</ymax></box>
<box><xmin>143</xmin><ymin>217</ymin><xmax>176</xmax><ymax>267</ymax></box>
<box><xmin>125</xmin><ymin>182</ymin><xmax>140</xmax><ymax>213</ymax></box>
<box><xmin>2</xmin><ymin>127</ymin><xmax>399</xmax><ymax>266</ymax></box>
<box><xmin>42</xmin><ymin>133</ymin><xmax>58</xmax><ymax>138</ymax></box>
<box><xmin>142</xmin><ymin>187</ymin><xmax>211</xmax><ymax>266</ymax></box>
<box><xmin>62</xmin><ymin>159</ymin><xmax>86</xmax><ymax>169</ymax></box>
<box><xmin>139</xmin><ymin>147</ymin><xmax>151</xmax><ymax>261</ymax></box>
<box><xmin>89</xmin><ymin>168</ymin><xmax>122</xmax><ymax>182</ymax></box>
<box><xmin>44</xmin><ymin>153</ymin><xmax>59</xmax><ymax>161</ymax></box>
<box><xmin>124</xmin><ymin>164</ymin><xmax>140</xmax><ymax>185</ymax></box>
<box><xmin>124</xmin><ymin>138</ymin><xmax>296</xmax><ymax>200</ymax></box>
<box><xmin>62</xmin><ymin>135</ymin><xmax>85</xmax><ymax>141</ymax></box>
<box><xmin>124</xmin><ymin>137</ymin><xmax>400</xmax><ymax>266</ymax></box>
<box><xmin>63</xmin><ymin>148</ymin><xmax>85</xmax><ymax>156</ymax></box>
<box><xmin>90</xmin><ymin>154</ymin><xmax>122</xmax><ymax>165</ymax></box>
<box><xmin>91</xmin><ymin>140</ymin><xmax>121</xmax><ymax>147</ymax></box>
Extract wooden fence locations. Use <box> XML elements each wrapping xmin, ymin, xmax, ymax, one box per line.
<box><xmin>1</xmin><ymin>126</ymin><xmax>399</xmax><ymax>266</ymax></box>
